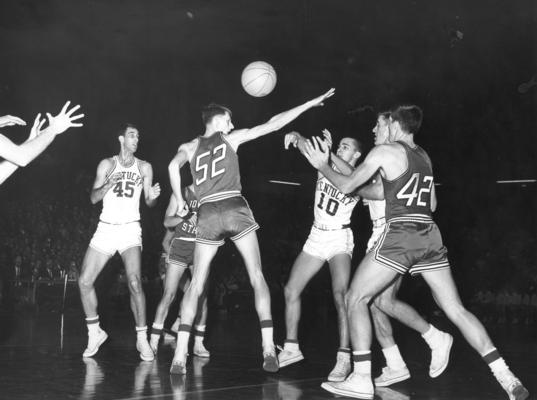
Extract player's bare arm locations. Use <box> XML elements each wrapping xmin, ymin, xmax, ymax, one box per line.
<box><xmin>0</xmin><ymin>103</ymin><xmax>83</xmax><ymax>167</ymax></box>
<box><xmin>226</xmin><ymin>88</ymin><xmax>335</xmax><ymax>150</ymax></box>
<box><xmin>303</xmin><ymin>137</ymin><xmax>383</xmax><ymax>194</ymax></box>
<box><xmin>0</xmin><ymin>115</ymin><xmax>46</xmax><ymax>184</ymax></box>
<box><xmin>0</xmin><ymin>115</ymin><xmax>26</xmax><ymax>128</ymax></box>
<box><xmin>163</xmin><ymin>194</ymin><xmax>184</xmax><ymax>229</ymax></box>
<box><xmin>168</xmin><ymin>140</ymin><xmax>196</xmax><ymax>215</ymax></box>
<box><xmin>90</xmin><ymin>158</ymin><xmax>121</xmax><ymax>204</ymax></box>
<box><xmin>140</xmin><ymin>161</ymin><xmax>160</xmax><ymax>207</ymax></box>
<box><xmin>355</xmin><ymin>177</ymin><xmax>384</xmax><ymax>201</ymax></box>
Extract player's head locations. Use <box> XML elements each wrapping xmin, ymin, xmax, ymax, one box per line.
<box><xmin>373</xmin><ymin>112</ymin><xmax>391</xmax><ymax>145</ymax></box>
<box><xmin>202</xmin><ymin>103</ymin><xmax>234</xmax><ymax>134</ymax></box>
<box><xmin>336</xmin><ymin>137</ymin><xmax>362</xmax><ymax>166</ymax></box>
<box><xmin>117</xmin><ymin>123</ymin><xmax>139</xmax><ymax>153</ymax></box>
<box><xmin>389</xmin><ymin>105</ymin><xmax>422</xmax><ymax>140</ymax></box>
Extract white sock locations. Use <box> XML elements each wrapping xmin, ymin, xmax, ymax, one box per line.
<box><xmin>152</xmin><ymin>323</ymin><xmax>164</xmax><ymax>330</ymax></box>
<box><xmin>194</xmin><ymin>325</ymin><xmax>205</xmax><ymax>346</ymax></box>
<box><xmin>86</xmin><ymin>316</ymin><xmax>100</xmax><ymax>335</ymax></box>
<box><xmin>176</xmin><ymin>331</ymin><xmax>190</xmax><ymax>359</ymax></box>
<box><xmin>284</xmin><ymin>340</ymin><xmax>300</xmax><ymax>352</ymax></box>
<box><xmin>422</xmin><ymin>324</ymin><xmax>442</xmax><ymax>348</ymax></box>
<box><xmin>382</xmin><ymin>345</ymin><xmax>407</xmax><ymax>370</ymax></box>
<box><xmin>352</xmin><ymin>351</ymin><xmax>372</xmax><ymax>375</ymax></box>
<box><xmin>136</xmin><ymin>326</ymin><xmax>147</xmax><ymax>341</ymax></box>
<box><xmin>261</xmin><ymin>327</ymin><xmax>274</xmax><ymax>349</ymax></box>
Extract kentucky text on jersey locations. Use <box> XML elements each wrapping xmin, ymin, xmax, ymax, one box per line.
<box><xmin>118</xmin><ymin>171</ymin><xmax>143</xmax><ymax>186</ymax></box>
<box><xmin>316</xmin><ymin>179</ymin><xmax>356</xmax><ymax>206</ymax></box>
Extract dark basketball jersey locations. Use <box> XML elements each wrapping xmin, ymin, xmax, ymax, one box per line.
<box><xmin>382</xmin><ymin>141</ymin><xmax>434</xmax><ymax>220</ymax></box>
<box><xmin>190</xmin><ymin>132</ymin><xmax>242</xmax><ymax>204</ymax></box>
<box><xmin>174</xmin><ymin>186</ymin><xmax>198</xmax><ymax>239</ymax></box>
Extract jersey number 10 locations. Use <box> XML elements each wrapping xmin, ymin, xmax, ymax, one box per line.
<box><xmin>317</xmin><ymin>192</ymin><xmax>339</xmax><ymax>216</ymax></box>
<box><xmin>396</xmin><ymin>173</ymin><xmax>433</xmax><ymax>207</ymax></box>
<box><xmin>195</xmin><ymin>144</ymin><xmax>227</xmax><ymax>185</ymax></box>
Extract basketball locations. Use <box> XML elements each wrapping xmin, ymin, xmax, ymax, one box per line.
<box><xmin>241</xmin><ymin>61</ymin><xmax>277</xmax><ymax>97</ymax></box>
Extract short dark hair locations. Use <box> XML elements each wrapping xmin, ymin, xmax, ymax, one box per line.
<box><xmin>377</xmin><ymin>111</ymin><xmax>391</xmax><ymax>121</ymax></box>
<box><xmin>117</xmin><ymin>123</ymin><xmax>138</xmax><ymax>137</ymax></box>
<box><xmin>201</xmin><ymin>103</ymin><xmax>232</xmax><ymax>125</ymax></box>
<box><xmin>391</xmin><ymin>105</ymin><xmax>422</xmax><ymax>134</ymax></box>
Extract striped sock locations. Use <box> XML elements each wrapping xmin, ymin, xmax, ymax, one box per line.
<box><xmin>260</xmin><ymin>320</ymin><xmax>274</xmax><ymax>349</ymax></box>
<box><xmin>352</xmin><ymin>351</ymin><xmax>372</xmax><ymax>375</ymax></box>
<box><xmin>86</xmin><ymin>316</ymin><xmax>100</xmax><ymax>334</ymax></box>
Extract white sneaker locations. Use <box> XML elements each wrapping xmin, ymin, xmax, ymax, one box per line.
<box><xmin>327</xmin><ymin>351</ymin><xmax>352</xmax><ymax>382</ymax></box>
<box><xmin>374</xmin><ymin>366</ymin><xmax>411</xmax><ymax>387</ymax></box>
<box><xmin>321</xmin><ymin>372</ymin><xmax>374</xmax><ymax>399</ymax></box>
<box><xmin>429</xmin><ymin>332</ymin><xmax>453</xmax><ymax>377</ymax></box>
<box><xmin>193</xmin><ymin>341</ymin><xmax>210</xmax><ymax>358</ymax></box>
<box><xmin>277</xmin><ymin>347</ymin><xmax>304</xmax><ymax>368</ymax></box>
<box><xmin>170</xmin><ymin>359</ymin><xmax>187</xmax><ymax>375</ymax></box>
<box><xmin>494</xmin><ymin>369</ymin><xmax>529</xmax><ymax>400</ymax></box>
<box><xmin>149</xmin><ymin>335</ymin><xmax>160</xmax><ymax>354</ymax></box>
<box><xmin>83</xmin><ymin>329</ymin><xmax>108</xmax><ymax>358</ymax></box>
<box><xmin>136</xmin><ymin>337</ymin><xmax>155</xmax><ymax>362</ymax></box>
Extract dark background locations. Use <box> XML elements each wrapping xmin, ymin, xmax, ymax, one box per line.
<box><xmin>0</xmin><ymin>0</ymin><xmax>535</xmax><ymax>313</ymax></box>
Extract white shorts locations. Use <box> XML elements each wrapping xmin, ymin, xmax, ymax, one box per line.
<box><xmin>366</xmin><ymin>225</ymin><xmax>386</xmax><ymax>253</ymax></box>
<box><xmin>302</xmin><ymin>226</ymin><xmax>354</xmax><ymax>261</ymax></box>
<box><xmin>89</xmin><ymin>221</ymin><xmax>142</xmax><ymax>256</ymax></box>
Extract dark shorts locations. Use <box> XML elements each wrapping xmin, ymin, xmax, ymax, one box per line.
<box><xmin>196</xmin><ymin>196</ymin><xmax>259</xmax><ymax>246</ymax></box>
<box><xmin>372</xmin><ymin>217</ymin><xmax>450</xmax><ymax>276</ymax></box>
<box><xmin>167</xmin><ymin>237</ymin><xmax>195</xmax><ymax>267</ymax></box>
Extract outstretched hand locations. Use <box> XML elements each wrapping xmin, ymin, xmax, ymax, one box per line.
<box><xmin>303</xmin><ymin>136</ymin><xmax>330</xmax><ymax>169</ymax></box>
<box><xmin>0</xmin><ymin>115</ymin><xmax>26</xmax><ymax>128</ymax></box>
<box><xmin>309</xmin><ymin>88</ymin><xmax>335</xmax><ymax>108</ymax></box>
<box><xmin>321</xmin><ymin>129</ymin><xmax>333</xmax><ymax>150</ymax></box>
<box><xmin>284</xmin><ymin>131</ymin><xmax>300</xmax><ymax>150</ymax></box>
<box><xmin>26</xmin><ymin>114</ymin><xmax>46</xmax><ymax>141</ymax></box>
<box><xmin>46</xmin><ymin>101</ymin><xmax>84</xmax><ymax>135</ymax></box>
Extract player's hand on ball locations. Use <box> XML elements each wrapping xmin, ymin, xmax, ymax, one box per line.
<box><xmin>149</xmin><ymin>182</ymin><xmax>161</xmax><ymax>200</ymax></box>
<box><xmin>321</xmin><ymin>129</ymin><xmax>333</xmax><ymax>149</ymax></box>
<box><xmin>303</xmin><ymin>136</ymin><xmax>330</xmax><ymax>169</ymax></box>
<box><xmin>309</xmin><ymin>88</ymin><xmax>335</xmax><ymax>108</ymax></box>
<box><xmin>0</xmin><ymin>115</ymin><xmax>26</xmax><ymax>128</ymax></box>
<box><xmin>284</xmin><ymin>131</ymin><xmax>300</xmax><ymax>149</ymax></box>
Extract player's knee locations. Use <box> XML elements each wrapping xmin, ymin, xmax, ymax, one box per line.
<box><xmin>373</xmin><ymin>293</ymin><xmax>393</xmax><ymax>313</ymax></box>
<box><xmin>128</xmin><ymin>276</ymin><xmax>142</xmax><ymax>294</ymax></box>
<box><xmin>162</xmin><ymin>291</ymin><xmax>176</xmax><ymax>306</ymax></box>
<box><xmin>333</xmin><ymin>290</ymin><xmax>347</xmax><ymax>308</ymax></box>
<box><xmin>284</xmin><ymin>284</ymin><xmax>299</xmax><ymax>302</ymax></box>
<box><xmin>346</xmin><ymin>289</ymin><xmax>369</xmax><ymax>309</ymax></box>
<box><xmin>78</xmin><ymin>276</ymin><xmax>93</xmax><ymax>292</ymax></box>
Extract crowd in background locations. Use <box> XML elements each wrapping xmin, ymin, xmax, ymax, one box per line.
<box><xmin>0</xmin><ymin>169</ymin><xmax>535</xmax><ymax>325</ymax></box>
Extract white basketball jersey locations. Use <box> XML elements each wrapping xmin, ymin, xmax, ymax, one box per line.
<box><xmin>367</xmin><ymin>199</ymin><xmax>386</xmax><ymax>221</ymax></box>
<box><xmin>313</xmin><ymin>171</ymin><xmax>359</xmax><ymax>228</ymax></box>
<box><xmin>100</xmin><ymin>156</ymin><xmax>144</xmax><ymax>224</ymax></box>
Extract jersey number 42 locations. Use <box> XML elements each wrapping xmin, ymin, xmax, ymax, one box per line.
<box><xmin>396</xmin><ymin>173</ymin><xmax>433</xmax><ymax>207</ymax></box>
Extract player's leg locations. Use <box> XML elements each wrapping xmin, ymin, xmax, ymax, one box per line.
<box><xmin>150</xmin><ymin>262</ymin><xmax>187</xmax><ymax>352</ymax></box>
<box><xmin>192</xmin><ymin>285</ymin><xmax>210</xmax><ymax>358</ymax></box>
<box><xmin>78</xmin><ymin>246</ymin><xmax>111</xmax><ymax>357</ymax></box>
<box><xmin>171</xmin><ymin>242</ymin><xmax>217</xmax><ymax>374</ymax></box>
<box><xmin>422</xmin><ymin>268</ymin><xmax>529</xmax><ymax>399</ymax></box>
<box><xmin>279</xmin><ymin>251</ymin><xmax>325</xmax><ymax>367</ymax></box>
<box><xmin>233</xmin><ymin>230</ymin><xmax>278</xmax><ymax>372</ymax></box>
<box><xmin>325</xmin><ymin>253</ymin><xmax>352</xmax><ymax>382</ymax></box>
<box><xmin>370</xmin><ymin>278</ymin><xmax>411</xmax><ymax>386</ymax></box>
<box><xmin>322</xmin><ymin>251</ymin><xmax>399</xmax><ymax>399</ymax></box>
<box><xmin>121</xmin><ymin>246</ymin><xmax>153</xmax><ymax>361</ymax></box>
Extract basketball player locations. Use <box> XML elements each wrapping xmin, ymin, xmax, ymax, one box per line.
<box><xmin>277</xmin><ymin>130</ymin><xmax>362</xmax><ymax>382</ymax></box>
<box><xmin>78</xmin><ymin>123</ymin><xmax>161</xmax><ymax>362</ymax></box>
<box><xmin>150</xmin><ymin>188</ymin><xmax>209</xmax><ymax>357</ymax></box>
<box><xmin>168</xmin><ymin>88</ymin><xmax>335</xmax><ymax>374</ymax></box>
<box><xmin>303</xmin><ymin>105</ymin><xmax>529</xmax><ymax>400</ymax></box>
<box><xmin>0</xmin><ymin>102</ymin><xmax>84</xmax><ymax>184</ymax></box>
<box><xmin>366</xmin><ymin>113</ymin><xmax>452</xmax><ymax>387</ymax></box>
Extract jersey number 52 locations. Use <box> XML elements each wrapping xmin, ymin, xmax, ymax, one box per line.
<box><xmin>195</xmin><ymin>144</ymin><xmax>226</xmax><ymax>185</ymax></box>
<box><xmin>396</xmin><ymin>173</ymin><xmax>433</xmax><ymax>207</ymax></box>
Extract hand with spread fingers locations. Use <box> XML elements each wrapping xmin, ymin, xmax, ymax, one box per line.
<box><xmin>46</xmin><ymin>101</ymin><xmax>84</xmax><ymax>135</ymax></box>
<box><xmin>303</xmin><ymin>136</ymin><xmax>330</xmax><ymax>169</ymax></box>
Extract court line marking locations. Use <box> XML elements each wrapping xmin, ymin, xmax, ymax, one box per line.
<box><xmin>112</xmin><ymin>376</ymin><xmax>325</xmax><ymax>400</ymax></box>
<box><xmin>268</xmin><ymin>180</ymin><xmax>301</xmax><ymax>186</ymax></box>
<box><xmin>496</xmin><ymin>179</ymin><xmax>536</xmax><ymax>184</ymax></box>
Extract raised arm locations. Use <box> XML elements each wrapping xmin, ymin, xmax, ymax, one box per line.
<box><xmin>140</xmin><ymin>161</ymin><xmax>161</xmax><ymax>207</ymax></box>
<box><xmin>303</xmin><ymin>137</ymin><xmax>383</xmax><ymax>194</ymax></box>
<box><xmin>0</xmin><ymin>102</ymin><xmax>83</xmax><ymax>167</ymax></box>
<box><xmin>0</xmin><ymin>114</ymin><xmax>46</xmax><ymax>184</ymax></box>
<box><xmin>226</xmin><ymin>88</ymin><xmax>335</xmax><ymax>150</ymax></box>
<box><xmin>168</xmin><ymin>144</ymin><xmax>191</xmax><ymax>214</ymax></box>
<box><xmin>90</xmin><ymin>159</ymin><xmax>120</xmax><ymax>204</ymax></box>
<box><xmin>321</xmin><ymin>129</ymin><xmax>355</xmax><ymax>176</ymax></box>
